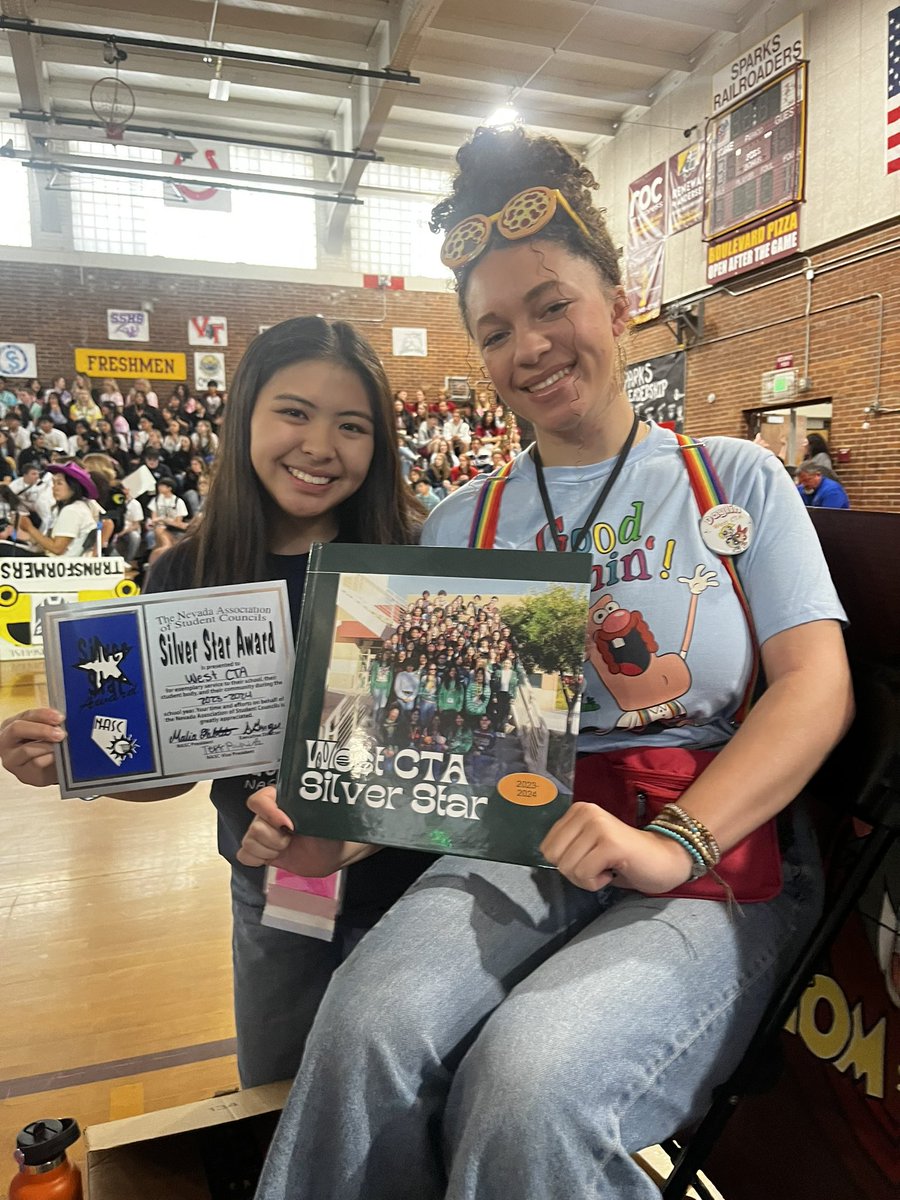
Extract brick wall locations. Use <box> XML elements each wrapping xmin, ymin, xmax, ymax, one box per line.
<box><xmin>626</xmin><ymin>222</ymin><xmax>900</xmax><ymax>513</ymax></box>
<box><xmin>1</xmin><ymin>216</ymin><xmax>898</xmax><ymax>510</ymax></box>
<box><xmin>0</xmin><ymin>265</ymin><xmax>476</xmax><ymax>405</ymax></box>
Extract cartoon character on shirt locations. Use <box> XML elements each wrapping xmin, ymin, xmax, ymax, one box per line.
<box><xmin>585</xmin><ymin>564</ymin><xmax>718</xmax><ymax>730</ymax></box>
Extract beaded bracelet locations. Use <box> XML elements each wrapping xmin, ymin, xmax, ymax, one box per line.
<box><xmin>647</xmin><ymin>815</ymin><xmax>718</xmax><ymax>869</ymax></box>
<box><xmin>643</xmin><ymin>822</ymin><xmax>708</xmax><ymax>880</ymax></box>
<box><xmin>659</xmin><ymin>803</ymin><xmax>722</xmax><ymax>863</ymax></box>
<box><xmin>652</xmin><ymin>805</ymin><xmax>722</xmax><ymax>868</ymax></box>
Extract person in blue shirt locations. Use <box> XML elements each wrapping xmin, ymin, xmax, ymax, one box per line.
<box><xmin>244</xmin><ymin>127</ymin><xmax>853</xmax><ymax>1200</ymax></box>
<box><xmin>796</xmin><ymin>461</ymin><xmax>850</xmax><ymax>509</ymax></box>
<box><xmin>412</xmin><ymin>476</ymin><xmax>442</xmax><ymax>511</ymax></box>
<box><xmin>0</xmin><ymin>377</ymin><xmax>18</xmax><ymax>412</ymax></box>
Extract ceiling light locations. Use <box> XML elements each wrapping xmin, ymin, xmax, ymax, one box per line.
<box><xmin>484</xmin><ymin>105</ymin><xmax>519</xmax><ymax>128</ymax></box>
<box><xmin>208</xmin><ymin>55</ymin><xmax>230</xmax><ymax>102</ymax></box>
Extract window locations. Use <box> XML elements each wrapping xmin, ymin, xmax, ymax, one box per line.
<box><xmin>69</xmin><ymin>141</ymin><xmax>154</xmax><ymax>255</ymax></box>
<box><xmin>350</xmin><ymin>163</ymin><xmax>451</xmax><ymax>279</ymax></box>
<box><xmin>67</xmin><ymin>141</ymin><xmax>317</xmax><ymax>268</ymax></box>
<box><xmin>0</xmin><ymin>121</ymin><xmax>32</xmax><ymax>247</ymax></box>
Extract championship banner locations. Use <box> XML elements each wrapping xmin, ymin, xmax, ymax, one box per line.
<box><xmin>706</xmin><ymin>203</ymin><xmax>801</xmax><ymax>284</ymax></box>
<box><xmin>667</xmin><ymin>143</ymin><xmax>705</xmax><ymax>234</ymax></box>
<box><xmin>625</xmin><ymin>163</ymin><xmax>667</xmax><ymax>324</ymax></box>
<box><xmin>625</xmin><ymin>352</ymin><xmax>685</xmax><ymax>432</ymax></box>
<box><xmin>164</xmin><ymin>143</ymin><xmax>231</xmax><ymax>212</ymax></box>
<box><xmin>0</xmin><ymin>557</ymin><xmax>133</xmax><ymax>661</ymax></box>
<box><xmin>74</xmin><ymin>349</ymin><xmax>187</xmax><ymax>380</ymax></box>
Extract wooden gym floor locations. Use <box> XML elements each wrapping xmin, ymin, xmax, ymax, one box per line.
<box><xmin>0</xmin><ymin>656</ymin><xmax>239</xmax><ymax>1174</ymax></box>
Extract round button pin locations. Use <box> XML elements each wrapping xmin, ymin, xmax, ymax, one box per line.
<box><xmin>699</xmin><ymin>503</ymin><xmax>753</xmax><ymax>556</ymax></box>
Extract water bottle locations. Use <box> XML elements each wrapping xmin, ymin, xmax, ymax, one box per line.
<box><xmin>9</xmin><ymin>1119</ymin><xmax>83</xmax><ymax>1200</ymax></box>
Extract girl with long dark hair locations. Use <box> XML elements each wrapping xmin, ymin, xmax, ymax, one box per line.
<box><xmin>0</xmin><ymin>317</ymin><xmax>428</xmax><ymax>1089</ymax></box>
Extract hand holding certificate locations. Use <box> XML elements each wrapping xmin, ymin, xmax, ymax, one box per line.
<box><xmin>41</xmin><ymin>581</ymin><xmax>294</xmax><ymax>797</ymax></box>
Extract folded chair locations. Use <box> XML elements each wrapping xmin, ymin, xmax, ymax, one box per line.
<box><xmin>659</xmin><ymin>508</ymin><xmax>900</xmax><ymax>1200</ymax></box>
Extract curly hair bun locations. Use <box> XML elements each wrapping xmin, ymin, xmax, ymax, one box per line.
<box><xmin>431</xmin><ymin>126</ymin><xmax>621</xmax><ymax>294</ymax></box>
<box><xmin>430</xmin><ymin>127</ymin><xmax>598</xmax><ymax>231</ymax></box>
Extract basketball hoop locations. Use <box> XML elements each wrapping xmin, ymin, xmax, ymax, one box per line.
<box><xmin>90</xmin><ymin>75</ymin><xmax>136</xmax><ymax>142</ymax></box>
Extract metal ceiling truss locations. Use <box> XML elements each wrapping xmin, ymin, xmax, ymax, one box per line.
<box><xmin>1</xmin><ymin>145</ymin><xmax>363</xmax><ymax>202</ymax></box>
<box><xmin>0</xmin><ymin>15</ymin><xmax>420</xmax><ymax>85</ymax></box>
<box><xmin>10</xmin><ymin>109</ymin><xmax>383</xmax><ymax>161</ymax></box>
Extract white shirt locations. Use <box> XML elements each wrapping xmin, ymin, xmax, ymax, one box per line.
<box><xmin>51</xmin><ymin>499</ymin><xmax>101</xmax><ymax>557</ymax></box>
<box><xmin>123</xmin><ymin>497</ymin><xmax>144</xmax><ymax>531</ymax></box>
<box><xmin>148</xmin><ymin>495</ymin><xmax>188</xmax><ymax>523</ymax></box>
<box><xmin>443</xmin><ymin>418</ymin><xmax>471</xmax><ymax>445</ymax></box>
<box><xmin>11</xmin><ymin>474</ymin><xmax>54</xmax><ymax>526</ymax></box>
<box><xmin>41</xmin><ymin>427</ymin><xmax>68</xmax><ymax>452</ymax></box>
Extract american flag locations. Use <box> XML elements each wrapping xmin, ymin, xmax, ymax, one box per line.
<box><xmin>889</xmin><ymin>7</ymin><xmax>900</xmax><ymax>174</ymax></box>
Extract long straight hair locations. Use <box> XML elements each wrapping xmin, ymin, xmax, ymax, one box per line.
<box><xmin>166</xmin><ymin>317</ymin><xmax>422</xmax><ymax>587</ymax></box>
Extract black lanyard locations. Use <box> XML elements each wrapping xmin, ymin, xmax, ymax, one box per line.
<box><xmin>532</xmin><ymin>412</ymin><xmax>640</xmax><ymax>552</ymax></box>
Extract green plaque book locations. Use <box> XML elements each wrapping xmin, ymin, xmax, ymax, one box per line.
<box><xmin>277</xmin><ymin>542</ymin><xmax>592</xmax><ymax>867</ymax></box>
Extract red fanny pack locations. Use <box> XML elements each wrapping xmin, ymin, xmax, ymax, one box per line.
<box><xmin>573</xmin><ymin>747</ymin><xmax>783</xmax><ymax>903</ymax></box>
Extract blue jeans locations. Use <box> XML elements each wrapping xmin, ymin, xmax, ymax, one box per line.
<box><xmin>256</xmin><ymin>809</ymin><xmax>823</xmax><ymax>1199</ymax></box>
<box><xmin>230</xmin><ymin>866</ymin><xmax>340</xmax><ymax>1087</ymax></box>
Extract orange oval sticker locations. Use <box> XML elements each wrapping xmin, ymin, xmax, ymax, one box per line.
<box><xmin>497</xmin><ymin>773</ymin><xmax>558</xmax><ymax>807</ymax></box>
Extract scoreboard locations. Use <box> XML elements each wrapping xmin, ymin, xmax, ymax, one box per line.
<box><xmin>705</xmin><ymin>63</ymin><xmax>807</xmax><ymax>240</ymax></box>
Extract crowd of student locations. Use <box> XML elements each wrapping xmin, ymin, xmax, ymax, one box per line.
<box><xmin>392</xmin><ymin>386</ymin><xmax>523</xmax><ymax>510</ymax></box>
<box><xmin>0</xmin><ymin>370</ymin><xmax>224</xmax><ymax>566</ymax></box>
<box><xmin>367</xmin><ymin>588</ymin><xmax>521</xmax><ymax>781</ymax></box>
<box><xmin>0</xmin><ymin>369</ymin><xmax>515</xmax><ymax>566</ymax></box>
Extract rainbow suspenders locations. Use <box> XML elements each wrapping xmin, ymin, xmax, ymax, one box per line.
<box><xmin>467</xmin><ymin>434</ymin><xmax>760</xmax><ymax>723</ymax></box>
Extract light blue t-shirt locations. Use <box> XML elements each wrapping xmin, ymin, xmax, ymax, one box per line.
<box><xmin>422</xmin><ymin>424</ymin><xmax>845</xmax><ymax>754</ymax></box>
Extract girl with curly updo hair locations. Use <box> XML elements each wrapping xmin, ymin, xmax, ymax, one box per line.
<box><xmin>432</xmin><ymin>125</ymin><xmax>621</xmax><ymax>321</ymax></box>
<box><xmin>250</xmin><ymin>128</ymin><xmax>851</xmax><ymax>1200</ymax></box>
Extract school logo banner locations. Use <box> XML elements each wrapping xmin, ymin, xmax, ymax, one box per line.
<box><xmin>0</xmin><ymin>341</ymin><xmax>37</xmax><ymax>378</ymax></box>
<box><xmin>188</xmin><ymin>316</ymin><xmax>228</xmax><ymax>347</ymax></box>
<box><xmin>194</xmin><ymin>352</ymin><xmax>226</xmax><ymax>390</ymax></box>
<box><xmin>164</xmin><ymin>143</ymin><xmax>232</xmax><ymax>212</ymax></box>
<box><xmin>107</xmin><ymin>310</ymin><xmax>150</xmax><ymax>342</ymax></box>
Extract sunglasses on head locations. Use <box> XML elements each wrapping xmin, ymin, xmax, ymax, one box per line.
<box><xmin>440</xmin><ymin>186</ymin><xmax>591</xmax><ymax>271</ymax></box>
